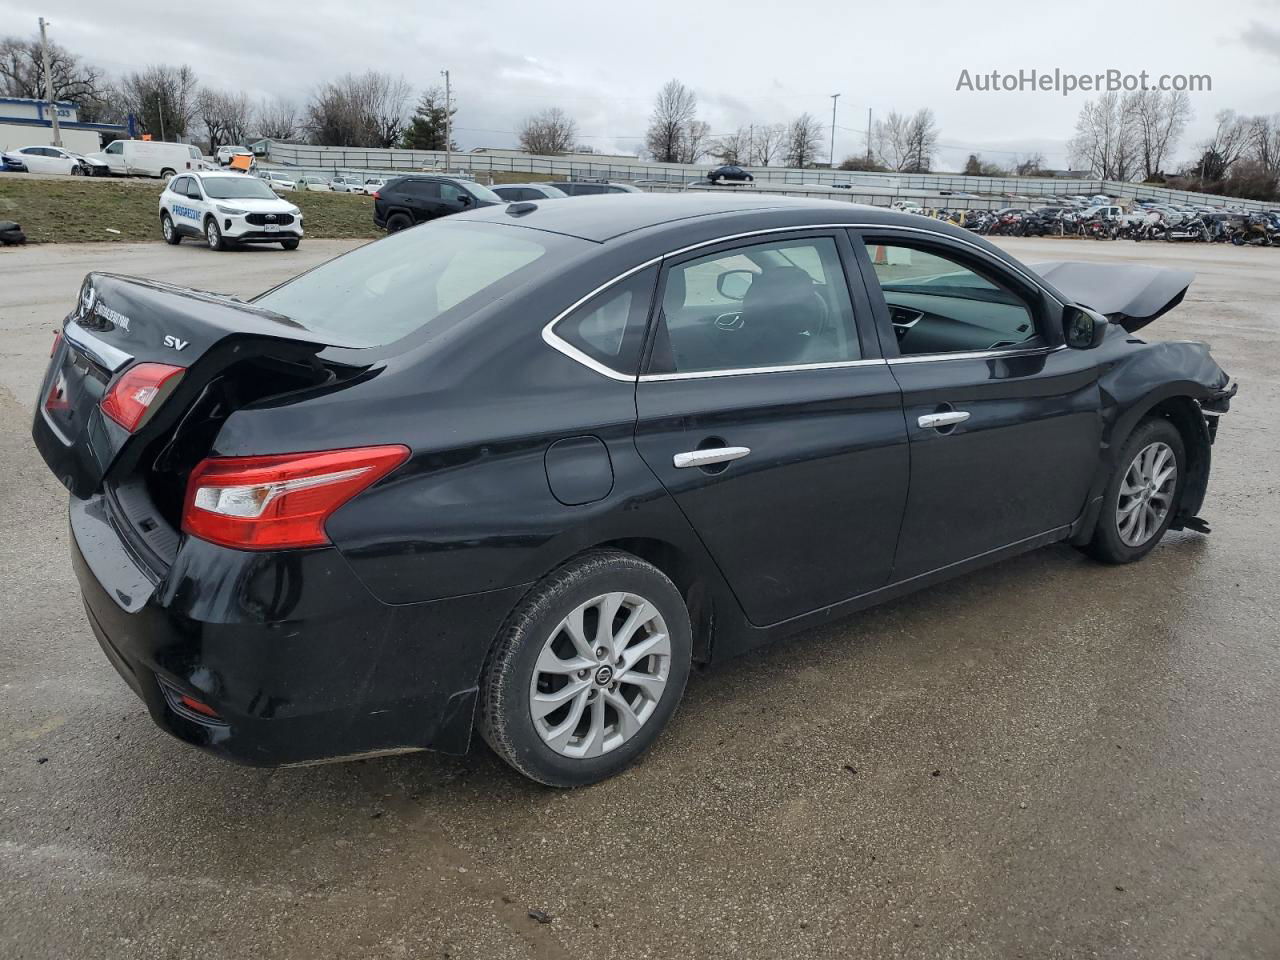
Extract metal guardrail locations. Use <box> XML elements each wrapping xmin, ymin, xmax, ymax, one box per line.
<box><xmin>262</xmin><ymin>141</ymin><xmax>1271</xmax><ymax>212</ymax></box>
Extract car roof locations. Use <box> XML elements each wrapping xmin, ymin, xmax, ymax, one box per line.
<box><xmin>450</xmin><ymin>192</ymin><xmax>957</xmax><ymax>244</ymax></box>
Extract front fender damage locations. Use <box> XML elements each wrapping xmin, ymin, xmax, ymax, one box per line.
<box><xmin>1072</xmin><ymin>338</ymin><xmax>1236</xmax><ymax>543</ymax></box>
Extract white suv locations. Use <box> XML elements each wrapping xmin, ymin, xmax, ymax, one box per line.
<box><xmin>216</xmin><ymin>145</ymin><xmax>254</xmax><ymax>166</ymax></box>
<box><xmin>160</xmin><ymin>171</ymin><xmax>304</xmax><ymax>251</ymax></box>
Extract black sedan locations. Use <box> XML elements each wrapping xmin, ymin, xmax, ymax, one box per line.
<box><xmin>33</xmin><ymin>195</ymin><xmax>1235</xmax><ymax>786</ymax></box>
<box><xmin>709</xmin><ymin>164</ymin><xmax>754</xmax><ymax>183</ymax></box>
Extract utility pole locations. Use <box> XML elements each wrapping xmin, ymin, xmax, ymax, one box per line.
<box><xmin>829</xmin><ymin>93</ymin><xmax>840</xmax><ymax>169</ymax></box>
<box><xmin>866</xmin><ymin>108</ymin><xmax>873</xmax><ymax>164</ymax></box>
<box><xmin>441</xmin><ymin>69</ymin><xmax>451</xmax><ymax>170</ymax></box>
<box><xmin>157</xmin><ymin>94</ymin><xmax>166</xmax><ymax>141</ymax></box>
<box><xmin>38</xmin><ymin>18</ymin><xmax>61</xmax><ymax>147</ymax></box>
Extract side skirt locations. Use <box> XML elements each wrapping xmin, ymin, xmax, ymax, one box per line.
<box><xmin>712</xmin><ymin>523</ymin><xmax>1075</xmax><ymax>661</ymax></box>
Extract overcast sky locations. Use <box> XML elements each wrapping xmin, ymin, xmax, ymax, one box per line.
<box><xmin>5</xmin><ymin>0</ymin><xmax>1278</xmax><ymax>169</ymax></box>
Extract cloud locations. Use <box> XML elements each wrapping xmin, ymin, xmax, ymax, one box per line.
<box><xmin>1240</xmin><ymin>21</ymin><xmax>1280</xmax><ymax>60</ymax></box>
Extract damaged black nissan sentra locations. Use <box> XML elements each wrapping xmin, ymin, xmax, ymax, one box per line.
<box><xmin>33</xmin><ymin>195</ymin><xmax>1236</xmax><ymax>786</ymax></box>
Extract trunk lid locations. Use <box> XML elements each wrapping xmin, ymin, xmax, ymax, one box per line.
<box><xmin>1030</xmin><ymin>261</ymin><xmax>1193</xmax><ymax>332</ymax></box>
<box><xmin>33</xmin><ymin>272</ymin><xmax>352</xmax><ymax>499</ymax></box>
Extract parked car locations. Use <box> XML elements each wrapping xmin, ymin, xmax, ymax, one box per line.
<box><xmin>373</xmin><ymin>175</ymin><xmax>503</xmax><ymax>231</ymax></box>
<box><xmin>297</xmin><ymin>175</ymin><xmax>332</xmax><ymax>192</ymax></box>
<box><xmin>553</xmin><ymin>180</ymin><xmax>642</xmax><ymax>196</ymax></box>
<box><xmin>491</xmin><ymin>183</ymin><xmax>569</xmax><ymax>202</ymax></box>
<box><xmin>258</xmin><ymin>170</ymin><xmax>297</xmax><ymax>192</ymax></box>
<box><xmin>358</xmin><ymin>176</ymin><xmax>388</xmax><ymax>195</ymax></box>
<box><xmin>708</xmin><ymin>164</ymin><xmax>753</xmax><ymax>183</ymax></box>
<box><xmin>329</xmin><ymin>175</ymin><xmax>363</xmax><ymax>193</ymax></box>
<box><xmin>4</xmin><ymin>145</ymin><xmax>105</xmax><ymax>176</ymax></box>
<box><xmin>88</xmin><ymin>139</ymin><xmax>204</xmax><ymax>179</ymax></box>
<box><xmin>32</xmin><ymin>195</ymin><xmax>1235</xmax><ymax>786</ymax></box>
<box><xmin>159</xmin><ymin>170</ymin><xmax>303</xmax><ymax>250</ymax></box>
<box><xmin>1</xmin><ymin>151</ymin><xmax>29</xmax><ymax>173</ymax></box>
<box><xmin>216</xmin><ymin>145</ymin><xmax>254</xmax><ymax>166</ymax></box>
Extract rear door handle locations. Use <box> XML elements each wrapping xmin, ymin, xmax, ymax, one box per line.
<box><xmin>918</xmin><ymin>411</ymin><xmax>970</xmax><ymax>430</ymax></box>
<box><xmin>673</xmin><ymin>446</ymin><xmax>751</xmax><ymax>468</ymax></box>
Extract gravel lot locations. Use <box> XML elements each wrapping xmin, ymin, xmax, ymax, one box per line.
<box><xmin>1</xmin><ymin>236</ymin><xmax>1277</xmax><ymax>959</ymax></box>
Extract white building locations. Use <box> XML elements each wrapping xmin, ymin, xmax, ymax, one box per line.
<box><xmin>0</xmin><ymin>96</ymin><xmax>126</xmax><ymax>155</ymax></box>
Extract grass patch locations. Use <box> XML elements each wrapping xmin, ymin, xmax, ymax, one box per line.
<box><xmin>0</xmin><ymin>176</ymin><xmax>380</xmax><ymax>243</ymax></box>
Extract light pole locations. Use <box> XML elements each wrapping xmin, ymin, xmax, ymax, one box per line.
<box><xmin>38</xmin><ymin>18</ymin><xmax>61</xmax><ymax>147</ymax></box>
<box><xmin>441</xmin><ymin>69</ymin><xmax>451</xmax><ymax>170</ymax></box>
<box><xmin>829</xmin><ymin>93</ymin><xmax>840</xmax><ymax>169</ymax></box>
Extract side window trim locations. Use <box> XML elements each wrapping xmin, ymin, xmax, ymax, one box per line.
<box><xmin>848</xmin><ymin>228</ymin><xmax>1060</xmax><ymax>361</ymax></box>
<box><xmin>542</xmin><ymin>261</ymin><xmax>662</xmax><ymax>382</ymax></box>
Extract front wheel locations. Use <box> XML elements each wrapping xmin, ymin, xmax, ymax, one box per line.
<box><xmin>205</xmin><ymin>217</ymin><xmax>226</xmax><ymax>251</ymax></box>
<box><xmin>1085</xmin><ymin>418</ymin><xmax>1185</xmax><ymax>564</ymax></box>
<box><xmin>280</xmin><ymin>238</ymin><xmax>299</xmax><ymax>250</ymax></box>
<box><xmin>478</xmin><ymin>550</ymin><xmax>692</xmax><ymax>787</ymax></box>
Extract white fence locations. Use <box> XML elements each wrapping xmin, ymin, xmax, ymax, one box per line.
<box><xmin>263</xmin><ymin>141</ymin><xmax>1271</xmax><ymax>212</ymax></box>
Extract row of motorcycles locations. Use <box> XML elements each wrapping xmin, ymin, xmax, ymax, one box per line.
<box><xmin>936</xmin><ymin>208</ymin><xmax>1280</xmax><ymax>246</ymax></box>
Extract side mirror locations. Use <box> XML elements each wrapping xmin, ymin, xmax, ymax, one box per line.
<box><xmin>458</xmin><ymin>194</ymin><xmax>471</xmax><ymax>206</ymax></box>
<box><xmin>716</xmin><ymin>269</ymin><xmax>754</xmax><ymax>301</ymax></box>
<box><xmin>1064</xmin><ymin>304</ymin><xmax>1108</xmax><ymax>349</ymax></box>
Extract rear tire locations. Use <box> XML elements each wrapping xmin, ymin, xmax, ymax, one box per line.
<box><xmin>161</xmin><ymin>212</ymin><xmax>180</xmax><ymax>245</ymax></box>
<box><xmin>1085</xmin><ymin>418</ymin><xmax>1186</xmax><ymax>564</ymax></box>
<box><xmin>385</xmin><ymin>213</ymin><xmax>411</xmax><ymax>233</ymax></box>
<box><xmin>478</xmin><ymin>550</ymin><xmax>692</xmax><ymax>787</ymax></box>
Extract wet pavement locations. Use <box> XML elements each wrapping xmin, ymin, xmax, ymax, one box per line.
<box><xmin>1</xmin><ymin>237</ymin><xmax>1277</xmax><ymax>959</ymax></box>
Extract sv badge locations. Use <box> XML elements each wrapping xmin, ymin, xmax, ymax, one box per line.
<box><xmin>163</xmin><ymin>335</ymin><xmax>190</xmax><ymax>351</ymax></box>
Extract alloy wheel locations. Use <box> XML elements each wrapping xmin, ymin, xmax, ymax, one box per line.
<box><xmin>206</xmin><ymin>222</ymin><xmax>219</xmax><ymax>249</ymax></box>
<box><xmin>1116</xmin><ymin>441</ymin><xmax>1177</xmax><ymax>547</ymax></box>
<box><xmin>529</xmin><ymin>592</ymin><xmax>671</xmax><ymax>759</ymax></box>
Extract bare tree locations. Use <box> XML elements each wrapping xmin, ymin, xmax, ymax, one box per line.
<box><xmin>119</xmin><ymin>65</ymin><xmax>199</xmax><ymax>140</ymax></box>
<box><xmin>872</xmin><ymin>111</ymin><xmax>912</xmax><ymax>171</ymax></box>
<box><xmin>366</xmin><ymin>72</ymin><xmax>412</xmax><ymax>148</ymax></box>
<box><xmin>305</xmin><ymin>72</ymin><xmax>411</xmax><ymax>148</ymax></box>
<box><xmin>1250</xmin><ymin>114</ymin><xmax>1280</xmax><ymax>179</ymax></box>
<box><xmin>962</xmin><ymin>153</ymin><xmax>1008</xmax><ymax>176</ymax></box>
<box><xmin>1067</xmin><ymin>92</ymin><xmax>1140</xmax><ymax>180</ymax></box>
<box><xmin>679</xmin><ymin>119</ymin><xmax>711</xmax><ymax>163</ymax></box>
<box><xmin>196</xmin><ymin>89</ymin><xmax>253</xmax><ymax>152</ymax></box>
<box><xmin>256</xmin><ymin>98</ymin><xmax>299</xmax><ymax>141</ymax></box>
<box><xmin>749</xmin><ymin>123</ymin><xmax>786</xmax><ymax>166</ymax></box>
<box><xmin>903</xmin><ymin>108</ymin><xmax>939</xmax><ymax>173</ymax></box>
<box><xmin>518</xmin><ymin>107</ymin><xmax>578</xmax><ymax>155</ymax></box>
<box><xmin>0</xmin><ymin>34</ymin><xmax>118</xmax><ymax>120</ymax></box>
<box><xmin>1194</xmin><ymin>110</ymin><xmax>1252</xmax><ymax>181</ymax></box>
<box><xmin>645</xmin><ymin>79</ymin><xmax>697</xmax><ymax>163</ymax></box>
<box><xmin>1131</xmin><ymin>89</ymin><xmax>1192</xmax><ymax>180</ymax></box>
<box><xmin>784</xmin><ymin>113</ymin><xmax>824</xmax><ymax>168</ymax></box>
<box><xmin>709</xmin><ymin>126</ymin><xmax>751</xmax><ymax>164</ymax></box>
<box><xmin>1013</xmin><ymin>152</ymin><xmax>1045</xmax><ymax>176</ymax></box>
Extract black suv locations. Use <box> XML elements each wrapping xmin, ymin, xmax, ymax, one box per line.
<box><xmin>373</xmin><ymin>176</ymin><xmax>504</xmax><ymax>231</ymax></box>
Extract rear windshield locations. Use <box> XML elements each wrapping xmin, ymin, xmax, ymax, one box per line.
<box><xmin>254</xmin><ymin>220</ymin><xmax>579</xmax><ymax>348</ymax></box>
<box><xmin>203</xmin><ymin>177</ymin><xmax>278</xmax><ymax>200</ymax></box>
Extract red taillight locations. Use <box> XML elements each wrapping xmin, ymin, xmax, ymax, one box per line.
<box><xmin>50</xmin><ymin>330</ymin><xmax>63</xmax><ymax>357</ymax></box>
<box><xmin>179</xmin><ymin>694</ymin><xmax>221</xmax><ymax>719</ymax></box>
<box><xmin>371</xmin><ymin>190</ymin><xmax>380</xmax><ymax>199</ymax></box>
<box><xmin>182</xmin><ymin>445</ymin><xmax>410</xmax><ymax>550</ymax></box>
<box><xmin>100</xmin><ymin>362</ymin><xmax>185</xmax><ymax>432</ymax></box>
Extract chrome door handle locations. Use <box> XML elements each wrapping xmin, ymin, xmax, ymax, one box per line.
<box><xmin>673</xmin><ymin>446</ymin><xmax>751</xmax><ymax>469</ymax></box>
<box><xmin>918</xmin><ymin>411</ymin><xmax>970</xmax><ymax>430</ymax></box>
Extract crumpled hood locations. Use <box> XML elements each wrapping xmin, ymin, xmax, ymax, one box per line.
<box><xmin>1030</xmin><ymin>261</ymin><xmax>1194</xmax><ymax>333</ymax></box>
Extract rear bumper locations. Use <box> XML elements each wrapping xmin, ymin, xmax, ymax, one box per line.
<box><xmin>70</xmin><ymin>493</ymin><xmax>525</xmax><ymax>766</ymax></box>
